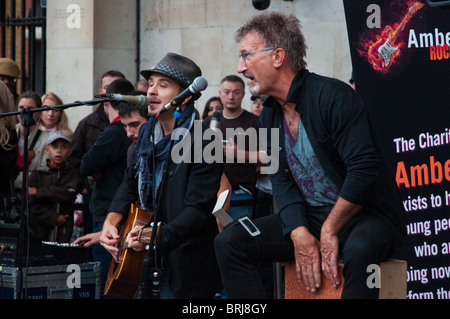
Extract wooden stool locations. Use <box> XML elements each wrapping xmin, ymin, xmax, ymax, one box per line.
<box><xmin>284</xmin><ymin>259</ymin><xmax>407</xmax><ymax>299</ymax></box>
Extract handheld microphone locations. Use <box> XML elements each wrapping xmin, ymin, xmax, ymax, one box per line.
<box><xmin>108</xmin><ymin>94</ymin><xmax>151</xmax><ymax>107</ymax></box>
<box><xmin>156</xmin><ymin>76</ymin><xmax>208</xmax><ymax>118</ymax></box>
<box><xmin>210</xmin><ymin>112</ymin><xmax>221</xmax><ymax>132</ymax></box>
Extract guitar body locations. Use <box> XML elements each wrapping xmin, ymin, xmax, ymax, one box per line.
<box><xmin>104</xmin><ymin>203</ymin><xmax>152</xmax><ymax>299</ymax></box>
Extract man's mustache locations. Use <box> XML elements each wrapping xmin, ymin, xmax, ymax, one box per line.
<box><xmin>243</xmin><ymin>71</ymin><xmax>254</xmax><ymax>80</ymax></box>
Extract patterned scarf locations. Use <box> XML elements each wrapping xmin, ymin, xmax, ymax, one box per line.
<box><xmin>135</xmin><ymin>104</ymin><xmax>195</xmax><ymax>210</ymax></box>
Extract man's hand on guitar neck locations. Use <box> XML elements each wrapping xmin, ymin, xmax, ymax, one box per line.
<box><xmin>126</xmin><ymin>223</ymin><xmax>161</xmax><ymax>252</ymax></box>
<box><xmin>126</xmin><ymin>225</ymin><xmax>147</xmax><ymax>252</ymax></box>
<box><xmin>100</xmin><ymin>212</ymin><xmax>123</xmax><ymax>260</ymax></box>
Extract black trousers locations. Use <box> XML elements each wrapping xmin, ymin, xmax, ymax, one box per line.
<box><xmin>214</xmin><ymin>207</ymin><xmax>401</xmax><ymax>299</ymax></box>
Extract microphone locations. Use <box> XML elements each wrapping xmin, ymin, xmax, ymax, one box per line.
<box><xmin>108</xmin><ymin>94</ymin><xmax>151</xmax><ymax>107</ymax></box>
<box><xmin>210</xmin><ymin>112</ymin><xmax>221</xmax><ymax>132</ymax></box>
<box><xmin>156</xmin><ymin>76</ymin><xmax>208</xmax><ymax>118</ymax></box>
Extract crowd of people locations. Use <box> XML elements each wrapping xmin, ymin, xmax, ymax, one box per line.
<box><xmin>0</xmin><ymin>11</ymin><xmax>406</xmax><ymax>300</ymax></box>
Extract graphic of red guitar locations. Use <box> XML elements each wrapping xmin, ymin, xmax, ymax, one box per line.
<box><xmin>358</xmin><ymin>1</ymin><xmax>424</xmax><ymax>73</ymax></box>
<box><xmin>377</xmin><ymin>2</ymin><xmax>424</xmax><ymax>68</ymax></box>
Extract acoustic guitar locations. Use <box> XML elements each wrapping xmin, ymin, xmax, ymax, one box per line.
<box><xmin>104</xmin><ymin>203</ymin><xmax>153</xmax><ymax>299</ymax></box>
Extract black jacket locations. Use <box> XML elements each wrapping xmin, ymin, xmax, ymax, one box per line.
<box><xmin>259</xmin><ymin>69</ymin><xmax>407</xmax><ymax>240</ymax></box>
<box><xmin>69</xmin><ymin>104</ymin><xmax>109</xmax><ymax>168</ymax></box>
<box><xmin>109</xmin><ymin>120</ymin><xmax>223</xmax><ymax>298</ymax></box>
<box><xmin>29</xmin><ymin>161</ymin><xmax>85</xmax><ymax>242</ymax></box>
<box><xmin>80</xmin><ymin>120</ymin><xmax>131</xmax><ymax>223</ymax></box>
<box><xmin>0</xmin><ymin>129</ymin><xmax>18</xmax><ymax>195</ymax></box>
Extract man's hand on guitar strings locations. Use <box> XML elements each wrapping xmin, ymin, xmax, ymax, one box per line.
<box><xmin>100</xmin><ymin>220</ymin><xmax>121</xmax><ymax>260</ymax></box>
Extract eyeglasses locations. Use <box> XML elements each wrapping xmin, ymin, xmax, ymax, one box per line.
<box><xmin>239</xmin><ymin>47</ymin><xmax>276</xmax><ymax>62</ymax></box>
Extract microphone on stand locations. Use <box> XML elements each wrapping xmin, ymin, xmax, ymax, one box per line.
<box><xmin>156</xmin><ymin>76</ymin><xmax>208</xmax><ymax>118</ymax></box>
<box><xmin>108</xmin><ymin>94</ymin><xmax>151</xmax><ymax>107</ymax></box>
<box><xmin>210</xmin><ymin>112</ymin><xmax>222</xmax><ymax>132</ymax></box>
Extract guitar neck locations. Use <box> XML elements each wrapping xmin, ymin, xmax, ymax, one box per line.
<box><xmin>388</xmin><ymin>3</ymin><xmax>423</xmax><ymax>46</ymax></box>
<box><xmin>137</xmin><ymin>227</ymin><xmax>152</xmax><ymax>244</ymax></box>
<box><xmin>119</xmin><ymin>219</ymin><xmax>160</xmax><ymax>252</ymax></box>
<box><xmin>388</xmin><ymin>14</ymin><xmax>411</xmax><ymax>45</ymax></box>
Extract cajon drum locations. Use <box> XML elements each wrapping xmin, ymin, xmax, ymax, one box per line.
<box><xmin>284</xmin><ymin>259</ymin><xmax>406</xmax><ymax>299</ymax></box>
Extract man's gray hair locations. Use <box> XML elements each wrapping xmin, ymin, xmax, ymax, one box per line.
<box><xmin>235</xmin><ymin>12</ymin><xmax>307</xmax><ymax>71</ymax></box>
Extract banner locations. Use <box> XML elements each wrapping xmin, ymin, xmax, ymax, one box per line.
<box><xmin>344</xmin><ymin>0</ymin><xmax>450</xmax><ymax>299</ymax></box>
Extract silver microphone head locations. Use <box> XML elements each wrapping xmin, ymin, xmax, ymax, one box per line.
<box><xmin>191</xmin><ymin>76</ymin><xmax>208</xmax><ymax>93</ymax></box>
<box><xmin>109</xmin><ymin>94</ymin><xmax>151</xmax><ymax>107</ymax></box>
<box><xmin>210</xmin><ymin>112</ymin><xmax>221</xmax><ymax>132</ymax></box>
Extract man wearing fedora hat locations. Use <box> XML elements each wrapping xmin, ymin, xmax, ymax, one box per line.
<box><xmin>99</xmin><ymin>53</ymin><xmax>224</xmax><ymax>299</ymax></box>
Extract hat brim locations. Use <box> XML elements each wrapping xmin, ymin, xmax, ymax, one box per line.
<box><xmin>140</xmin><ymin>53</ymin><xmax>202</xmax><ymax>89</ymax></box>
<box><xmin>47</xmin><ymin>137</ymin><xmax>71</xmax><ymax>146</ymax></box>
<box><xmin>140</xmin><ymin>67</ymin><xmax>191</xmax><ymax>89</ymax></box>
<box><xmin>140</xmin><ymin>69</ymin><xmax>189</xmax><ymax>89</ymax></box>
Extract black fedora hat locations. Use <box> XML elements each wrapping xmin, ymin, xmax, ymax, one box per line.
<box><xmin>140</xmin><ymin>52</ymin><xmax>202</xmax><ymax>89</ymax></box>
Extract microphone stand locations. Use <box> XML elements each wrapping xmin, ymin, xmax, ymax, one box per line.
<box><xmin>137</xmin><ymin>104</ymin><xmax>184</xmax><ymax>299</ymax></box>
<box><xmin>0</xmin><ymin>98</ymin><xmax>110</xmax><ymax>299</ymax></box>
